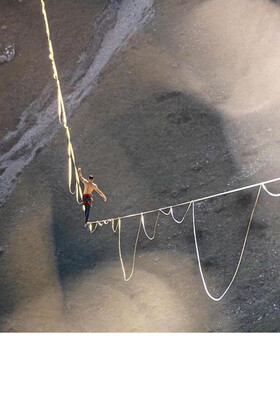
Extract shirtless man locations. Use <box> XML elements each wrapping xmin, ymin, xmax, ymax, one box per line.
<box><xmin>78</xmin><ymin>168</ymin><xmax>107</xmax><ymax>227</ymax></box>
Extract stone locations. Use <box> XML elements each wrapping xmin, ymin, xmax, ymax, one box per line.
<box><xmin>0</xmin><ymin>44</ymin><xmax>15</xmax><ymax>64</ymax></box>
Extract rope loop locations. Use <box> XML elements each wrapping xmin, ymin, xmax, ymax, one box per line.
<box><xmin>262</xmin><ymin>183</ymin><xmax>280</xmax><ymax>197</ymax></box>
<box><xmin>170</xmin><ymin>203</ymin><xmax>192</xmax><ymax>224</ymax></box>
<box><xmin>118</xmin><ymin>217</ymin><xmax>142</xmax><ymax>281</ymax></box>
<box><xmin>192</xmin><ymin>186</ymin><xmax>262</xmax><ymax>301</ymax></box>
<box><xmin>160</xmin><ymin>207</ymin><xmax>171</xmax><ymax>216</ymax></box>
<box><xmin>89</xmin><ymin>223</ymin><xmax>98</xmax><ymax>233</ymax></box>
<box><xmin>141</xmin><ymin>211</ymin><xmax>160</xmax><ymax>240</ymax></box>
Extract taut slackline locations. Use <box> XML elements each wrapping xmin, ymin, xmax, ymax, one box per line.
<box><xmin>40</xmin><ymin>0</ymin><xmax>280</xmax><ymax>301</ymax></box>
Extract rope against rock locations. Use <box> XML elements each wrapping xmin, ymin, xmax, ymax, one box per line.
<box><xmin>41</xmin><ymin>0</ymin><xmax>83</xmax><ymax>205</ymax></box>
<box><xmin>40</xmin><ymin>0</ymin><xmax>280</xmax><ymax>300</ymax></box>
<box><xmin>99</xmin><ymin>188</ymin><xmax>262</xmax><ymax>300</ymax></box>
<box><xmin>192</xmin><ymin>186</ymin><xmax>262</xmax><ymax>301</ymax></box>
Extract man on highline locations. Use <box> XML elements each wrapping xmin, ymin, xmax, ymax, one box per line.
<box><xmin>78</xmin><ymin>168</ymin><xmax>107</xmax><ymax>227</ymax></box>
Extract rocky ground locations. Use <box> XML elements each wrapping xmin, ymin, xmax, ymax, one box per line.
<box><xmin>1</xmin><ymin>0</ymin><xmax>280</xmax><ymax>332</ymax></box>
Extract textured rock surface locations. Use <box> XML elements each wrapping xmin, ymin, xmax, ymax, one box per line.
<box><xmin>1</xmin><ymin>0</ymin><xmax>280</xmax><ymax>332</ymax></box>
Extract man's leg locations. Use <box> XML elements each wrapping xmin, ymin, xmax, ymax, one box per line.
<box><xmin>85</xmin><ymin>204</ymin><xmax>91</xmax><ymax>224</ymax></box>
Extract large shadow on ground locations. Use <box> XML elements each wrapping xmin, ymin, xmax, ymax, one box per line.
<box><xmin>51</xmin><ymin>89</ymin><xmax>258</xmax><ymax>301</ymax></box>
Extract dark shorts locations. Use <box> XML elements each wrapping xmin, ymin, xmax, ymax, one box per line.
<box><xmin>82</xmin><ymin>194</ymin><xmax>93</xmax><ymax>206</ymax></box>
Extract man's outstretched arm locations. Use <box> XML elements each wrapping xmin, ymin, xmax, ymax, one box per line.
<box><xmin>78</xmin><ymin>168</ymin><xmax>87</xmax><ymax>183</ymax></box>
<box><xmin>95</xmin><ymin>186</ymin><xmax>107</xmax><ymax>202</ymax></box>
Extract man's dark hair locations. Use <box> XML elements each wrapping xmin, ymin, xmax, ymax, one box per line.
<box><xmin>88</xmin><ymin>175</ymin><xmax>94</xmax><ymax>180</ymax></box>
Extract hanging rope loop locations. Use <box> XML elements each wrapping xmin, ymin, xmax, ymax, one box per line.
<box><xmin>89</xmin><ymin>175</ymin><xmax>280</xmax><ymax>226</ymax></box>
<box><xmin>141</xmin><ymin>211</ymin><xmax>160</xmax><ymax>240</ymax></box>
<box><xmin>170</xmin><ymin>203</ymin><xmax>192</xmax><ymax>224</ymax></box>
<box><xmin>262</xmin><ymin>183</ymin><xmax>280</xmax><ymax>197</ymax></box>
<box><xmin>118</xmin><ymin>217</ymin><xmax>142</xmax><ymax>281</ymax></box>
<box><xmin>192</xmin><ymin>186</ymin><xmax>262</xmax><ymax>301</ymax></box>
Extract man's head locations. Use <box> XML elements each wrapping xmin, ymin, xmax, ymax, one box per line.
<box><xmin>88</xmin><ymin>175</ymin><xmax>94</xmax><ymax>181</ymax></box>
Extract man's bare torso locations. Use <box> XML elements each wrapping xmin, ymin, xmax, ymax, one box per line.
<box><xmin>83</xmin><ymin>181</ymin><xmax>97</xmax><ymax>195</ymax></box>
<box><xmin>78</xmin><ymin>168</ymin><xmax>107</xmax><ymax>202</ymax></box>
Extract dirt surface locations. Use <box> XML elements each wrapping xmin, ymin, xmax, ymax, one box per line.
<box><xmin>0</xmin><ymin>0</ymin><xmax>106</xmax><ymax>135</ymax></box>
<box><xmin>1</xmin><ymin>0</ymin><xmax>280</xmax><ymax>332</ymax></box>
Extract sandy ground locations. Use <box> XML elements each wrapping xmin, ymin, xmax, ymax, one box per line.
<box><xmin>1</xmin><ymin>0</ymin><xmax>280</xmax><ymax>332</ymax></box>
